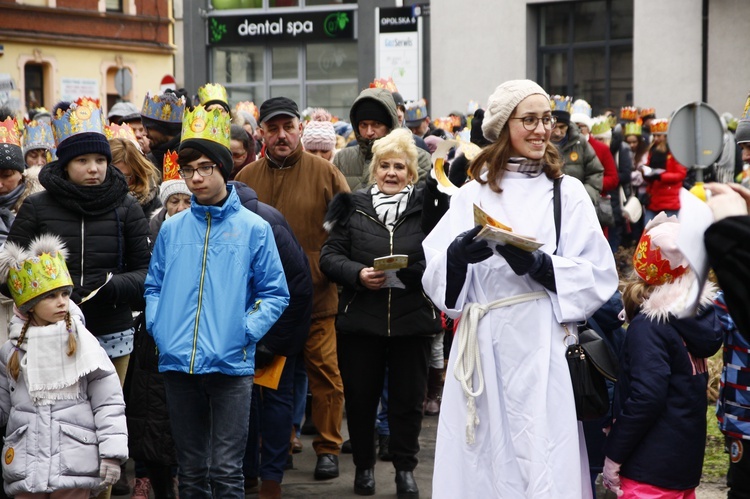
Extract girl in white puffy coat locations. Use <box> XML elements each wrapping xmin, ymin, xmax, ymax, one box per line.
<box><xmin>0</xmin><ymin>235</ymin><xmax>128</xmax><ymax>499</ymax></box>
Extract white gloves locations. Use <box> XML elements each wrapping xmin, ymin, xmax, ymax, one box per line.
<box><xmin>707</xmin><ymin>189</ymin><xmax>749</xmax><ymax>221</ymax></box>
<box><xmin>602</xmin><ymin>457</ymin><xmax>624</xmax><ymax>497</ymax></box>
<box><xmin>99</xmin><ymin>458</ymin><xmax>121</xmax><ymax>487</ymax></box>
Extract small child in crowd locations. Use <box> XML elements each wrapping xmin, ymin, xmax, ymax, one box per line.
<box><xmin>603</xmin><ymin>213</ymin><xmax>722</xmax><ymax>498</ymax></box>
<box><xmin>0</xmin><ymin>235</ymin><xmax>128</xmax><ymax>499</ymax></box>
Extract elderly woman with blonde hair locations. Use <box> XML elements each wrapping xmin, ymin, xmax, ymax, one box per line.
<box><xmin>320</xmin><ymin>128</ymin><xmax>441</xmax><ymax>498</ymax></box>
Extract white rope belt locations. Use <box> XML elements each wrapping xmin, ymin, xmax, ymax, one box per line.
<box><xmin>453</xmin><ymin>291</ymin><xmax>549</xmax><ymax>444</ymax></box>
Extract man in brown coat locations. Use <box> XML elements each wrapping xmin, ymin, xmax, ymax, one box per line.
<box><xmin>234</xmin><ymin>97</ymin><xmax>349</xmax><ymax>481</ymax></box>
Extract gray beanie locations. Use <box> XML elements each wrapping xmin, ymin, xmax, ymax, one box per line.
<box><xmin>482</xmin><ymin>80</ymin><xmax>548</xmax><ymax>142</ymax></box>
<box><xmin>159</xmin><ymin>179</ymin><xmax>191</xmax><ymax>206</ymax></box>
<box><xmin>736</xmin><ymin>119</ymin><xmax>750</xmax><ymax>144</ymax></box>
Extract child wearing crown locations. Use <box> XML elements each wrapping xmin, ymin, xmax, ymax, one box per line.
<box><xmin>0</xmin><ymin>234</ymin><xmax>128</xmax><ymax>498</ymax></box>
<box><xmin>602</xmin><ymin>213</ymin><xmax>722</xmax><ymax>498</ymax></box>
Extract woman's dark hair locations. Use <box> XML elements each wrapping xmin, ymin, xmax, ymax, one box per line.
<box><xmin>230</xmin><ymin>124</ymin><xmax>250</xmax><ymax>151</ymax></box>
<box><xmin>177</xmin><ymin>147</ymin><xmax>203</xmax><ymax>167</ymax></box>
<box><xmin>627</xmin><ymin>134</ymin><xmax>649</xmax><ymax>166</ymax></box>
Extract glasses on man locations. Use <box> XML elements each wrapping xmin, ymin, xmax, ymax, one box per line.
<box><xmin>511</xmin><ymin>115</ymin><xmax>557</xmax><ymax>131</ymax></box>
<box><xmin>178</xmin><ymin>164</ymin><xmax>217</xmax><ymax>179</ymax></box>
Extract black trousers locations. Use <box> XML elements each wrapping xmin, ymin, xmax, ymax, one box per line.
<box><xmin>337</xmin><ymin>334</ymin><xmax>431</xmax><ymax>472</ymax></box>
<box><xmin>728</xmin><ymin>438</ymin><xmax>750</xmax><ymax>499</ymax></box>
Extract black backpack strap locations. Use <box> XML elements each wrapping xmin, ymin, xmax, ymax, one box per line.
<box><xmin>553</xmin><ymin>176</ymin><xmax>562</xmax><ymax>255</ymax></box>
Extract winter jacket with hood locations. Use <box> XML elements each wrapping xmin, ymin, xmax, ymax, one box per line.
<box><xmin>144</xmin><ymin>184</ymin><xmax>290</xmax><ymax>376</ymax></box>
<box><xmin>319</xmin><ymin>184</ymin><xmax>441</xmax><ymax>338</ymax></box>
<box><xmin>605</xmin><ymin>302</ymin><xmax>722</xmax><ymax>490</ymax></box>
<box><xmin>333</xmin><ymin>88</ymin><xmax>432</xmax><ymax>192</ymax></box>
<box><xmin>554</xmin><ymin>123</ymin><xmax>604</xmax><ymax>205</ymax></box>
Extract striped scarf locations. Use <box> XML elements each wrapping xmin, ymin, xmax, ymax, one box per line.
<box><xmin>371</xmin><ymin>184</ymin><xmax>413</xmax><ymax>230</ymax></box>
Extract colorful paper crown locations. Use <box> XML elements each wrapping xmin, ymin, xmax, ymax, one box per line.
<box><xmin>571</xmin><ymin>99</ymin><xmax>592</xmax><ymax>118</ymax></box>
<box><xmin>467</xmin><ymin>100</ymin><xmax>479</xmax><ymax>116</ymax></box>
<box><xmin>620</xmin><ymin>106</ymin><xmax>639</xmax><ymax>121</ymax></box>
<box><xmin>51</xmin><ymin>97</ymin><xmax>106</xmax><ymax>146</ymax></box>
<box><xmin>235</xmin><ymin>101</ymin><xmax>260</xmax><ymax>122</ymax></box>
<box><xmin>369</xmin><ymin>77</ymin><xmax>399</xmax><ymax>93</ymax></box>
<box><xmin>180</xmin><ymin>105</ymin><xmax>231</xmax><ymax>149</ymax></box>
<box><xmin>4</xmin><ymin>235</ymin><xmax>73</xmax><ymax>310</ymax></box>
<box><xmin>590</xmin><ymin>116</ymin><xmax>611</xmax><ymax>136</ymax></box>
<box><xmin>405</xmin><ymin>99</ymin><xmax>428</xmax><ymax>123</ymax></box>
<box><xmin>104</xmin><ymin>123</ymin><xmax>139</xmax><ymax>146</ymax></box>
<box><xmin>742</xmin><ymin>93</ymin><xmax>750</xmax><ymax>120</ymax></box>
<box><xmin>640</xmin><ymin>107</ymin><xmax>656</xmax><ymax>118</ymax></box>
<box><xmin>550</xmin><ymin>95</ymin><xmax>572</xmax><ymax>112</ymax></box>
<box><xmin>650</xmin><ymin>118</ymin><xmax>669</xmax><ymax>134</ymax></box>
<box><xmin>624</xmin><ymin>119</ymin><xmax>643</xmax><ymax>136</ymax></box>
<box><xmin>0</xmin><ymin>117</ymin><xmax>22</xmax><ymax>147</ymax></box>
<box><xmin>163</xmin><ymin>150</ymin><xmax>180</xmax><ymax>182</ymax></box>
<box><xmin>141</xmin><ymin>92</ymin><xmax>186</xmax><ymax>124</ymax></box>
<box><xmin>633</xmin><ymin>233</ymin><xmax>687</xmax><ymax>285</ymax></box>
<box><xmin>22</xmin><ymin>119</ymin><xmax>54</xmax><ymax>152</ymax></box>
<box><xmin>433</xmin><ymin>117</ymin><xmax>454</xmax><ymax>133</ymax></box>
<box><xmin>197</xmin><ymin>83</ymin><xmax>229</xmax><ymax>107</ymax></box>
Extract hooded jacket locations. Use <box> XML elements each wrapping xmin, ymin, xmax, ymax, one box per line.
<box><xmin>144</xmin><ymin>184</ymin><xmax>290</xmax><ymax>376</ymax></box>
<box><xmin>554</xmin><ymin>123</ymin><xmax>604</xmax><ymax>204</ymax></box>
<box><xmin>605</xmin><ymin>303</ymin><xmax>722</xmax><ymax>490</ymax></box>
<box><xmin>333</xmin><ymin>88</ymin><xmax>432</xmax><ymax>192</ymax></box>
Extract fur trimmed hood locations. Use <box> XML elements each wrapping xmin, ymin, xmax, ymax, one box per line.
<box><xmin>323</xmin><ymin>191</ymin><xmax>355</xmax><ymax>233</ymax></box>
<box><xmin>640</xmin><ymin>271</ymin><xmax>717</xmax><ymax>323</ymax></box>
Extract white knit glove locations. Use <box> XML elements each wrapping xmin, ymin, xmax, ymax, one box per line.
<box><xmin>99</xmin><ymin>458</ymin><xmax>121</xmax><ymax>487</ymax></box>
<box><xmin>602</xmin><ymin>457</ymin><xmax>624</xmax><ymax>497</ymax></box>
<box><xmin>707</xmin><ymin>190</ymin><xmax>749</xmax><ymax>221</ymax></box>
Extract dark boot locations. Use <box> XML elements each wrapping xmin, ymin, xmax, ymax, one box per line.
<box><xmin>149</xmin><ymin>466</ymin><xmax>177</xmax><ymax>499</ymax></box>
<box><xmin>424</xmin><ymin>367</ymin><xmax>445</xmax><ymax>416</ymax></box>
<box><xmin>395</xmin><ymin>470</ymin><xmax>419</xmax><ymax>498</ymax></box>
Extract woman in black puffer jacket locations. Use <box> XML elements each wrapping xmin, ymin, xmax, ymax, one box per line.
<box><xmin>320</xmin><ymin>128</ymin><xmax>440</xmax><ymax>498</ymax></box>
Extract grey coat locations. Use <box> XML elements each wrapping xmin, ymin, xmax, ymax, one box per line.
<box><xmin>555</xmin><ymin>123</ymin><xmax>604</xmax><ymax>204</ymax></box>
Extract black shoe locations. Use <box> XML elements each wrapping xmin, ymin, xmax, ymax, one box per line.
<box><xmin>314</xmin><ymin>453</ymin><xmax>339</xmax><ymax>480</ymax></box>
<box><xmin>395</xmin><ymin>470</ymin><xmax>419</xmax><ymax>498</ymax></box>
<box><xmin>111</xmin><ymin>464</ymin><xmax>130</xmax><ymax>495</ymax></box>
<box><xmin>378</xmin><ymin>434</ymin><xmax>393</xmax><ymax>461</ymax></box>
<box><xmin>353</xmin><ymin>467</ymin><xmax>375</xmax><ymax>496</ymax></box>
<box><xmin>341</xmin><ymin>438</ymin><xmax>353</xmax><ymax>453</ymax></box>
<box><xmin>300</xmin><ymin>416</ymin><xmax>317</xmax><ymax>436</ymax></box>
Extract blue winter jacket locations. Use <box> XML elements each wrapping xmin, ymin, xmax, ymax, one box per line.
<box><xmin>144</xmin><ymin>185</ymin><xmax>290</xmax><ymax>375</ymax></box>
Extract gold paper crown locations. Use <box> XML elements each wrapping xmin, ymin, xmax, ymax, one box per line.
<box><xmin>235</xmin><ymin>101</ymin><xmax>260</xmax><ymax>122</ymax></box>
<box><xmin>197</xmin><ymin>83</ymin><xmax>229</xmax><ymax>108</ymax></box>
<box><xmin>0</xmin><ymin>117</ymin><xmax>22</xmax><ymax>147</ymax></box>
<box><xmin>620</xmin><ymin>106</ymin><xmax>639</xmax><ymax>121</ymax></box>
<box><xmin>369</xmin><ymin>77</ymin><xmax>399</xmax><ymax>93</ymax></box>
<box><xmin>640</xmin><ymin>107</ymin><xmax>656</xmax><ymax>118</ymax></box>
<box><xmin>624</xmin><ymin>119</ymin><xmax>643</xmax><ymax>136</ymax></box>
<box><xmin>163</xmin><ymin>150</ymin><xmax>180</xmax><ymax>182</ymax></box>
<box><xmin>550</xmin><ymin>95</ymin><xmax>572</xmax><ymax>112</ymax></box>
<box><xmin>180</xmin><ymin>105</ymin><xmax>231</xmax><ymax>149</ymax></box>
<box><xmin>104</xmin><ymin>123</ymin><xmax>139</xmax><ymax>145</ymax></box>
<box><xmin>650</xmin><ymin>118</ymin><xmax>669</xmax><ymax>134</ymax></box>
<box><xmin>3</xmin><ymin>235</ymin><xmax>74</xmax><ymax>310</ymax></box>
<box><xmin>51</xmin><ymin>97</ymin><xmax>106</xmax><ymax>146</ymax></box>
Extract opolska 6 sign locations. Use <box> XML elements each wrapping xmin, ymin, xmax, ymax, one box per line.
<box><xmin>207</xmin><ymin>10</ymin><xmax>356</xmax><ymax>45</ymax></box>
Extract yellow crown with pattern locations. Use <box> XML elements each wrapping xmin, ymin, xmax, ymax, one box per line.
<box><xmin>650</xmin><ymin>118</ymin><xmax>669</xmax><ymax>134</ymax></box>
<box><xmin>620</xmin><ymin>106</ymin><xmax>639</xmax><ymax>121</ymax></box>
<box><xmin>163</xmin><ymin>150</ymin><xmax>180</xmax><ymax>182</ymax></box>
<box><xmin>235</xmin><ymin>101</ymin><xmax>260</xmax><ymax>122</ymax></box>
<box><xmin>2</xmin><ymin>235</ymin><xmax>74</xmax><ymax>311</ymax></box>
<box><xmin>590</xmin><ymin>116</ymin><xmax>611</xmax><ymax>136</ymax></box>
<box><xmin>197</xmin><ymin>83</ymin><xmax>229</xmax><ymax>108</ymax></box>
<box><xmin>51</xmin><ymin>97</ymin><xmax>106</xmax><ymax>146</ymax></box>
<box><xmin>550</xmin><ymin>95</ymin><xmax>572</xmax><ymax>112</ymax></box>
<box><xmin>180</xmin><ymin>105</ymin><xmax>231</xmax><ymax>149</ymax></box>
<box><xmin>104</xmin><ymin>123</ymin><xmax>139</xmax><ymax>144</ymax></box>
<box><xmin>624</xmin><ymin>119</ymin><xmax>643</xmax><ymax>136</ymax></box>
<box><xmin>640</xmin><ymin>107</ymin><xmax>656</xmax><ymax>119</ymax></box>
<box><xmin>0</xmin><ymin>117</ymin><xmax>22</xmax><ymax>147</ymax></box>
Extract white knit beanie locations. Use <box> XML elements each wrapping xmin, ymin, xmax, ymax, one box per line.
<box><xmin>482</xmin><ymin>80</ymin><xmax>548</xmax><ymax>142</ymax></box>
<box><xmin>159</xmin><ymin>179</ymin><xmax>191</xmax><ymax>206</ymax></box>
<box><xmin>302</xmin><ymin>121</ymin><xmax>336</xmax><ymax>151</ymax></box>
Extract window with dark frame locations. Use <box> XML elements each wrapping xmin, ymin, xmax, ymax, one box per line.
<box><xmin>106</xmin><ymin>0</ymin><xmax>123</xmax><ymax>12</ymax></box>
<box><xmin>24</xmin><ymin>63</ymin><xmax>44</xmax><ymax>110</ymax></box>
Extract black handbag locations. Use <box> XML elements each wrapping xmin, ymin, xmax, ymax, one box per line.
<box><xmin>563</xmin><ymin>325</ymin><xmax>619</xmax><ymax>421</ymax></box>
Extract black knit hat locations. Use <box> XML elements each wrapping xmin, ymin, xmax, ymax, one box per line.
<box><xmin>0</xmin><ymin>143</ymin><xmax>25</xmax><ymax>173</ymax></box>
<box><xmin>179</xmin><ymin>138</ymin><xmax>233</xmax><ymax>181</ymax></box>
<box><xmin>552</xmin><ymin>110</ymin><xmax>570</xmax><ymax>126</ymax></box>
<box><xmin>352</xmin><ymin>99</ymin><xmax>392</xmax><ymax>129</ymax></box>
<box><xmin>470</xmin><ymin>109</ymin><xmax>491</xmax><ymax>147</ymax></box>
<box><xmin>56</xmin><ymin>132</ymin><xmax>112</xmax><ymax>167</ymax></box>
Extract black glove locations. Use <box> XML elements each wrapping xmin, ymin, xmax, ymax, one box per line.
<box><xmin>445</xmin><ymin>226</ymin><xmax>493</xmax><ymax>308</ymax></box>
<box><xmin>396</xmin><ymin>266</ymin><xmax>423</xmax><ymax>289</ymax></box>
<box><xmin>254</xmin><ymin>343</ymin><xmax>275</xmax><ymax>370</ymax></box>
<box><xmin>496</xmin><ymin>244</ymin><xmax>556</xmax><ymax>292</ymax></box>
<box><xmin>425</xmin><ymin>172</ymin><xmax>440</xmax><ymax>197</ymax></box>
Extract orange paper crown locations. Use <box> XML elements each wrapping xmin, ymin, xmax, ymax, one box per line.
<box><xmin>234</xmin><ymin>101</ymin><xmax>260</xmax><ymax>122</ymax></box>
<box><xmin>369</xmin><ymin>77</ymin><xmax>399</xmax><ymax>93</ymax></box>
<box><xmin>650</xmin><ymin>118</ymin><xmax>669</xmax><ymax>134</ymax></box>
<box><xmin>162</xmin><ymin>150</ymin><xmax>180</xmax><ymax>182</ymax></box>
<box><xmin>633</xmin><ymin>233</ymin><xmax>688</xmax><ymax>285</ymax></box>
<box><xmin>620</xmin><ymin>106</ymin><xmax>639</xmax><ymax>121</ymax></box>
<box><xmin>640</xmin><ymin>107</ymin><xmax>656</xmax><ymax>118</ymax></box>
<box><xmin>433</xmin><ymin>117</ymin><xmax>454</xmax><ymax>133</ymax></box>
<box><xmin>0</xmin><ymin>117</ymin><xmax>22</xmax><ymax>147</ymax></box>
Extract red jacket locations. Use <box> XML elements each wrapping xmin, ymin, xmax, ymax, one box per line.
<box><xmin>588</xmin><ymin>136</ymin><xmax>619</xmax><ymax>194</ymax></box>
<box><xmin>646</xmin><ymin>152</ymin><xmax>687</xmax><ymax>211</ymax></box>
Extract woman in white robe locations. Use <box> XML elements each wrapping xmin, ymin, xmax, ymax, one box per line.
<box><xmin>422</xmin><ymin>80</ymin><xmax>618</xmax><ymax>498</ymax></box>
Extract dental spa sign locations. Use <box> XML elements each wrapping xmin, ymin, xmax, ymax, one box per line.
<box><xmin>207</xmin><ymin>10</ymin><xmax>356</xmax><ymax>45</ymax></box>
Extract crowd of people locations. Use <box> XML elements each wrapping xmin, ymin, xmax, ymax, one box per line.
<box><xmin>0</xmin><ymin>74</ymin><xmax>746</xmax><ymax>499</ymax></box>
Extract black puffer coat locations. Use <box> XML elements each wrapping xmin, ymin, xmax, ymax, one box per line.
<box><xmin>7</xmin><ymin>162</ymin><xmax>151</xmax><ymax>336</ymax></box>
<box><xmin>320</xmin><ymin>184</ymin><xmax>440</xmax><ymax>337</ymax></box>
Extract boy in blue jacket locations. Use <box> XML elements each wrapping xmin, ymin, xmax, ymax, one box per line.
<box><xmin>144</xmin><ymin>105</ymin><xmax>289</xmax><ymax>499</ymax></box>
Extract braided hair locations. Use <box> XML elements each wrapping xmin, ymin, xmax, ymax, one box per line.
<box><xmin>7</xmin><ymin>311</ymin><xmax>77</xmax><ymax>381</ymax></box>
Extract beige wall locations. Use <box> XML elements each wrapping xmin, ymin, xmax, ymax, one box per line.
<box><xmin>707</xmin><ymin>0</ymin><xmax>750</xmax><ymax>117</ymax></box>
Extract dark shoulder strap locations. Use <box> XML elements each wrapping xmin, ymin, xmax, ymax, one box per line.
<box><xmin>553</xmin><ymin>177</ymin><xmax>562</xmax><ymax>255</ymax></box>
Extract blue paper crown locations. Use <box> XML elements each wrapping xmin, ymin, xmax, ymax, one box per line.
<box><xmin>23</xmin><ymin>120</ymin><xmax>55</xmax><ymax>154</ymax></box>
<box><xmin>405</xmin><ymin>99</ymin><xmax>427</xmax><ymax>123</ymax></box>
<box><xmin>51</xmin><ymin>97</ymin><xmax>106</xmax><ymax>147</ymax></box>
<box><xmin>550</xmin><ymin>95</ymin><xmax>572</xmax><ymax>113</ymax></box>
<box><xmin>141</xmin><ymin>92</ymin><xmax>186</xmax><ymax>124</ymax></box>
<box><xmin>571</xmin><ymin>99</ymin><xmax>592</xmax><ymax>118</ymax></box>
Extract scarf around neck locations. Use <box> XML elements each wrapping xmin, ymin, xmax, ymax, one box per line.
<box><xmin>371</xmin><ymin>184</ymin><xmax>413</xmax><ymax>230</ymax></box>
<box><xmin>505</xmin><ymin>157</ymin><xmax>545</xmax><ymax>177</ymax></box>
<box><xmin>39</xmin><ymin>160</ymin><xmax>130</xmax><ymax>216</ymax></box>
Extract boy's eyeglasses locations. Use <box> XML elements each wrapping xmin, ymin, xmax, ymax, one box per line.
<box><xmin>178</xmin><ymin>164</ymin><xmax>217</xmax><ymax>179</ymax></box>
<box><xmin>510</xmin><ymin>116</ymin><xmax>557</xmax><ymax>131</ymax></box>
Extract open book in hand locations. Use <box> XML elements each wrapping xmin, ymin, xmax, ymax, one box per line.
<box><xmin>473</xmin><ymin>204</ymin><xmax>544</xmax><ymax>253</ymax></box>
<box><xmin>373</xmin><ymin>255</ymin><xmax>409</xmax><ymax>289</ymax></box>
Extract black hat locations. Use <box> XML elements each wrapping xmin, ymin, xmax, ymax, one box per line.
<box><xmin>552</xmin><ymin>110</ymin><xmax>570</xmax><ymax>126</ymax></box>
<box><xmin>259</xmin><ymin>97</ymin><xmax>300</xmax><ymax>124</ymax></box>
<box><xmin>179</xmin><ymin>138</ymin><xmax>233</xmax><ymax>181</ymax></box>
<box><xmin>470</xmin><ymin>109</ymin><xmax>491</xmax><ymax>147</ymax></box>
<box><xmin>0</xmin><ymin>143</ymin><xmax>25</xmax><ymax>173</ymax></box>
<box><xmin>352</xmin><ymin>99</ymin><xmax>392</xmax><ymax>129</ymax></box>
<box><xmin>56</xmin><ymin>132</ymin><xmax>112</xmax><ymax>167</ymax></box>
<box><xmin>392</xmin><ymin>92</ymin><xmax>405</xmax><ymax>110</ymax></box>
